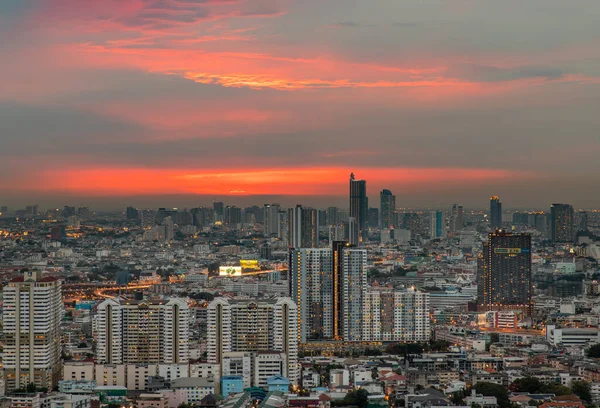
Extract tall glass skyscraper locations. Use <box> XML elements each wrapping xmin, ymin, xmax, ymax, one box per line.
<box><xmin>477</xmin><ymin>231</ymin><xmax>532</xmax><ymax>315</ymax></box>
<box><xmin>349</xmin><ymin>173</ymin><xmax>368</xmax><ymax>245</ymax></box>
<box><xmin>490</xmin><ymin>196</ymin><xmax>502</xmax><ymax>230</ymax></box>
<box><xmin>551</xmin><ymin>203</ymin><xmax>574</xmax><ymax>243</ymax></box>
<box><xmin>380</xmin><ymin>189</ymin><xmax>396</xmax><ymax>229</ymax></box>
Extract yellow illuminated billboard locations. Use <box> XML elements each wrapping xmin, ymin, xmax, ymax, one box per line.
<box><xmin>240</xmin><ymin>260</ymin><xmax>260</xmax><ymax>271</ymax></box>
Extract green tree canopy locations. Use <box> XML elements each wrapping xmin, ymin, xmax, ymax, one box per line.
<box><xmin>474</xmin><ymin>382</ymin><xmax>510</xmax><ymax>408</ymax></box>
<box><xmin>587</xmin><ymin>344</ymin><xmax>600</xmax><ymax>358</ymax></box>
<box><xmin>570</xmin><ymin>380</ymin><xmax>592</xmax><ymax>403</ymax></box>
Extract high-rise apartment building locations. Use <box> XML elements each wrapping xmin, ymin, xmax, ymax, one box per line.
<box><xmin>551</xmin><ymin>204</ymin><xmax>575</xmax><ymax>243</ymax></box>
<box><xmin>213</xmin><ymin>201</ymin><xmax>224</xmax><ymax>223</ymax></box>
<box><xmin>2</xmin><ymin>271</ymin><xmax>63</xmax><ymax>391</ymax></box>
<box><xmin>126</xmin><ymin>206</ymin><xmax>139</xmax><ymax>220</ymax></box>
<box><xmin>141</xmin><ymin>210</ymin><xmax>156</xmax><ymax>229</ymax></box>
<box><xmin>95</xmin><ymin>298</ymin><xmax>189</xmax><ymax>364</ymax></box>
<box><xmin>263</xmin><ymin>204</ymin><xmax>281</xmax><ymax>237</ymax></box>
<box><xmin>490</xmin><ymin>196</ymin><xmax>502</xmax><ymax>230</ymax></box>
<box><xmin>288</xmin><ymin>205</ymin><xmax>319</xmax><ymax>248</ymax></box>
<box><xmin>429</xmin><ymin>210</ymin><xmax>444</xmax><ymax>239</ymax></box>
<box><xmin>477</xmin><ymin>231</ymin><xmax>532</xmax><ymax>315</ymax></box>
<box><xmin>289</xmin><ymin>249</ymin><xmax>333</xmax><ymax>341</ymax></box>
<box><xmin>342</xmin><ymin>248</ymin><xmax>368</xmax><ymax>341</ymax></box>
<box><xmin>380</xmin><ymin>189</ymin><xmax>396</xmax><ymax>229</ymax></box>
<box><xmin>349</xmin><ymin>173</ymin><xmax>368</xmax><ymax>245</ymax></box>
<box><xmin>579</xmin><ymin>211</ymin><xmax>589</xmax><ymax>232</ymax></box>
<box><xmin>363</xmin><ymin>287</ymin><xmax>430</xmax><ymax>342</ymax></box>
<box><xmin>450</xmin><ymin>204</ymin><xmax>464</xmax><ymax>233</ymax></box>
<box><xmin>207</xmin><ymin>298</ymin><xmax>298</xmax><ymax>384</ymax></box>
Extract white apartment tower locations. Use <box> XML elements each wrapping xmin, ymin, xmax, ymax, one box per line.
<box><xmin>207</xmin><ymin>297</ymin><xmax>299</xmax><ymax>384</ymax></box>
<box><xmin>289</xmin><ymin>249</ymin><xmax>333</xmax><ymax>342</ymax></box>
<box><xmin>95</xmin><ymin>297</ymin><xmax>189</xmax><ymax>364</ymax></box>
<box><xmin>342</xmin><ymin>248</ymin><xmax>368</xmax><ymax>341</ymax></box>
<box><xmin>363</xmin><ymin>287</ymin><xmax>430</xmax><ymax>342</ymax></box>
<box><xmin>2</xmin><ymin>271</ymin><xmax>63</xmax><ymax>391</ymax></box>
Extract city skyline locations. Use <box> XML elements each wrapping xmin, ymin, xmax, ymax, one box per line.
<box><xmin>1</xmin><ymin>1</ymin><xmax>600</xmax><ymax>207</ymax></box>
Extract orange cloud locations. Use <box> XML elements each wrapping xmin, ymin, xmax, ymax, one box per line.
<box><xmin>29</xmin><ymin>167</ymin><xmax>534</xmax><ymax>196</ymax></box>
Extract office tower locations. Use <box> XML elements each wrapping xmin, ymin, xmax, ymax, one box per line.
<box><xmin>223</xmin><ymin>206</ymin><xmax>242</xmax><ymax>226</ymax></box>
<box><xmin>363</xmin><ymin>287</ymin><xmax>430</xmax><ymax>342</ymax></box>
<box><xmin>578</xmin><ymin>211</ymin><xmax>589</xmax><ymax>232</ymax></box>
<box><xmin>429</xmin><ymin>211</ymin><xmax>438</xmax><ymax>239</ymax></box>
<box><xmin>342</xmin><ymin>248</ymin><xmax>368</xmax><ymax>341</ymax></box>
<box><xmin>380</xmin><ymin>189</ymin><xmax>396</xmax><ymax>229</ymax></box>
<box><xmin>2</xmin><ymin>271</ymin><xmax>63</xmax><ymax>391</ymax></box>
<box><xmin>477</xmin><ymin>230</ymin><xmax>532</xmax><ymax>315</ymax></box>
<box><xmin>550</xmin><ymin>204</ymin><xmax>574</xmax><ymax>243</ymax></box>
<box><xmin>192</xmin><ymin>207</ymin><xmax>213</xmax><ymax>228</ymax></box>
<box><xmin>25</xmin><ymin>205</ymin><xmax>40</xmax><ymax>216</ymax></box>
<box><xmin>141</xmin><ymin>209</ymin><xmax>156</xmax><ymax>228</ymax></box>
<box><xmin>63</xmin><ymin>206</ymin><xmax>76</xmax><ymax>217</ymax></box>
<box><xmin>327</xmin><ymin>207</ymin><xmax>339</xmax><ymax>225</ymax></box>
<box><xmin>207</xmin><ymin>298</ymin><xmax>298</xmax><ymax>384</ymax></box>
<box><xmin>367</xmin><ymin>208</ymin><xmax>379</xmax><ymax>231</ymax></box>
<box><xmin>490</xmin><ymin>196</ymin><xmax>502</xmax><ymax>230</ymax></box>
<box><xmin>289</xmin><ymin>249</ymin><xmax>333</xmax><ymax>341</ymax></box>
<box><xmin>348</xmin><ymin>217</ymin><xmax>359</xmax><ymax>246</ymax></box>
<box><xmin>277</xmin><ymin>210</ymin><xmax>289</xmax><ymax>244</ymax></box>
<box><xmin>288</xmin><ymin>205</ymin><xmax>319</xmax><ymax>248</ymax></box>
<box><xmin>264</xmin><ymin>204</ymin><xmax>281</xmax><ymax>237</ymax></box>
<box><xmin>126</xmin><ymin>206</ymin><xmax>139</xmax><ymax>220</ymax></box>
<box><xmin>450</xmin><ymin>204</ymin><xmax>464</xmax><ymax>233</ymax></box>
<box><xmin>163</xmin><ymin>216</ymin><xmax>174</xmax><ymax>241</ymax></box>
<box><xmin>349</xmin><ymin>173</ymin><xmax>368</xmax><ymax>244</ymax></box>
<box><xmin>96</xmin><ymin>297</ymin><xmax>189</xmax><ymax>364</ymax></box>
<box><xmin>213</xmin><ymin>201</ymin><xmax>224</xmax><ymax>223</ymax></box>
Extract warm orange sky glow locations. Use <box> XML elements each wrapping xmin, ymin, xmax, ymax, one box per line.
<box><xmin>1</xmin><ymin>0</ymin><xmax>599</xmax><ymax>207</ymax></box>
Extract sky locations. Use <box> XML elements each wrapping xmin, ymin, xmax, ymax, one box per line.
<box><xmin>1</xmin><ymin>0</ymin><xmax>599</xmax><ymax>210</ymax></box>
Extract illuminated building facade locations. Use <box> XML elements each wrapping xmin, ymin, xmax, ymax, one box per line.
<box><xmin>289</xmin><ymin>248</ymin><xmax>333</xmax><ymax>341</ymax></box>
<box><xmin>380</xmin><ymin>189</ymin><xmax>396</xmax><ymax>229</ymax></box>
<box><xmin>477</xmin><ymin>230</ymin><xmax>532</xmax><ymax>315</ymax></box>
<box><xmin>551</xmin><ymin>203</ymin><xmax>575</xmax><ymax>243</ymax></box>
<box><xmin>288</xmin><ymin>205</ymin><xmax>319</xmax><ymax>248</ymax></box>
<box><xmin>2</xmin><ymin>271</ymin><xmax>63</xmax><ymax>391</ymax></box>
<box><xmin>363</xmin><ymin>287</ymin><xmax>430</xmax><ymax>342</ymax></box>
<box><xmin>349</xmin><ymin>173</ymin><xmax>368</xmax><ymax>245</ymax></box>
<box><xmin>95</xmin><ymin>298</ymin><xmax>189</xmax><ymax>364</ymax></box>
<box><xmin>490</xmin><ymin>196</ymin><xmax>502</xmax><ymax>230</ymax></box>
<box><xmin>207</xmin><ymin>298</ymin><xmax>298</xmax><ymax>384</ymax></box>
<box><xmin>342</xmin><ymin>248</ymin><xmax>368</xmax><ymax>341</ymax></box>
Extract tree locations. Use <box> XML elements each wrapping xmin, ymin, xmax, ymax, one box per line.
<box><xmin>570</xmin><ymin>380</ymin><xmax>592</xmax><ymax>403</ymax></box>
<box><xmin>341</xmin><ymin>389</ymin><xmax>369</xmax><ymax>408</ymax></box>
<box><xmin>587</xmin><ymin>344</ymin><xmax>600</xmax><ymax>358</ymax></box>
<box><xmin>510</xmin><ymin>377</ymin><xmax>543</xmax><ymax>393</ymax></box>
<box><xmin>540</xmin><ymin>383</ymin><xmax>572</xmax><ymax>396</ymax></box>
<box><xmin>474</xmin><ymin>382</ymin><xmax>510</xmax><ymax>408</ymax></box>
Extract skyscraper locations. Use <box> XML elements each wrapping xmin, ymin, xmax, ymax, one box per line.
<box><xmin>550</xmin><ymin>204</ymin><xmax>575</xmax><ymax>243</ymax></box>
<box><xmin>288</xmin><ymin>205</ymin><xmax>319</xmax><ymax>248</ymax></box>
<box><xmin>477</xmin><ymin>230</ymin><xmax>532</xmax><ymax>315</ymax></box>
<box><xmin>96</xmin><ymin>297</ymin><xmax>190</xmax><ymax>364</ymax></box>
<box><xmin>380</xmin><ymin>189</ymin><xmax>396</xmax><ymax>229</ymax></box>
<box><xmin>289</xmin><ymin>248</ymin><xmax>333</xmax><ymax>341</ymax></box>
<box><xmin>264</xmin><ymin>204</ymin><xmax>281</xmax><ymax>237</ymax></box>
<box><xmin>126</xmin><ymin>206</ymin><xmax>139</xmax><ymax>220</ymax></box>
<box><xmin>213</xmin><ymin>201</ymin><xmax>224</xmax><ymax>223</ymax></box>
<box><xmin>2</xmin><ymin>271</ymin><xmax>63</xmax><ymax>391</ymax></box>
<box><xmin>450</xmin><ymin>204</ymin><xmax>464</xmax><ymax>233</ymax></box>
<box><xmin>342</xmin><ymin>248</ymin><xmax>368</xmax><ymax>341</ymax></box>
<box><xmin>490</xmin><ymin>196</ymin><xmax>502</xmax><ymax>230</ymax></box>
<box><xmin>349</xmin><ymin>173</ymin><xmax>368</xmax><ymax>245</ymax></box>
<box><xmin>429</xmin><ymin>210</ymin><xmax>444</xmax><ymax>239</ymax></box>
<box><xmin>579</xmin><ymin>211</ymin><xmax>589</xmax><ymax>232</ymax></box>
<box><xmin>207</xmin><ymin>297</ymin><xmax>298</xmax><ymax>384</ymax></box>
